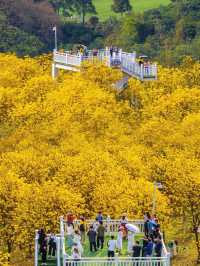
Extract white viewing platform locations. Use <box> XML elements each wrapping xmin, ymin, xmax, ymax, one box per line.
<box><xmin>34</xmin><ymin>217</ymin><xmax>171</xmax><ymax>266</ymax></box>
<box><xmin>52</xmin><ymin>48</ymin><xmax>157</xmax><ymax>82</ymax></box>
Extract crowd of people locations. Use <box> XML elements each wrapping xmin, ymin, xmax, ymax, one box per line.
<box><xmin>38</xmin><ymin>229</ymin><xmax>57</xmax><ymax>265</ymax></box>
<box><xmin>67</xmin><ymin>45</ymin><xmax>120</xmax><ymax>58</ymax></box>
<box><xmin>36</xmin><ymin>211</ymin><xmax>164</xmax><ymax>265</ymax></box>
<box><xmin>63</xmin><ymin>211</ymin><xmax>164</xmax><ymax>263</ymax></box>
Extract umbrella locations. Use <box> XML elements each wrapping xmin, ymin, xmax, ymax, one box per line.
<box><xmin>125</xmin><ymin>223</ymin><xmax>140</xmax><ymax>233</ymax></box>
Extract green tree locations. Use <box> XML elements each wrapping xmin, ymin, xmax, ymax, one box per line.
<box><xmin>73</xmin><ymin>0</ymin><xmax>96</xmax><ymax>24</ymax></box>
<box><xmin>48</xmin><ymin>0</ymin><xmax>74</xmax><ymax>15</ymax></box>
<box><xmin>112</xmin><ymin>0</ymin><xmax>132</xmax><ymax>16</ymax></box>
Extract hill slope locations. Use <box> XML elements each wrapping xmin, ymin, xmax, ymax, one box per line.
<box><xmin>93</xmin><ymin>0</ymin><xmax>170</xmax><ymax>20</ymax></box>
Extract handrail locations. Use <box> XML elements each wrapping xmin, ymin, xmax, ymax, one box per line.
<box><xmin>53</xmin><ymin>50</ymin><xmax>157</xmax><ymax>81</ymax></box>
<box><xmin>62</xmin><ymin>219</ymin><xmax>145</xmax><ymax>235</ymax></box>
<box><xmin>60</xmin><ymin>216</ymin><xmax>170</xmax><ymax>266</ymax></box>
<box><xmin>34</xmin><ymin>230</ymin><xmax>39</xmax><ymax>266</ymax></box>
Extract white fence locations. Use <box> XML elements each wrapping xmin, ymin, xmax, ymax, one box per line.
<box><xmin>62</xmin><ymin>218</ymin><xmax>144</xmax><ymax>235</ymax></box>
<box><xmin>53</xmin><ymin>49</ymin><xmax>157</xmax><ymax>81</ymax></box>
<box><xmin>60</xmin><ymin>217</ymin><xmax>170</xmax><ymax>266</ymax></box>
<box><xmin>64</xmin><ymin>257</ymin><xmax>169</xmax><ymax>266</ymax></box>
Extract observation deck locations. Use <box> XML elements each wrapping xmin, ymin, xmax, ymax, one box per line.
<box><xmin>52</xmin><ymin>48</ymin><xmax>157</xmax><ymax>83</ymax></box>
<box><xmin>35</xmin><ymin>217</ymin><xmax>170</xmax><ymax>266</ymax></box>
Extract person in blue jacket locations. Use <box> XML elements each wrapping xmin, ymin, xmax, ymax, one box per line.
<box><xmin>144</xmin><ymin>238</ymin><xmax>153</xmax><ymax>257</ymax></box>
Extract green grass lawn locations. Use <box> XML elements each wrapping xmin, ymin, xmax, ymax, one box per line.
<box><xmin>38</xmin><ymin>256</ymin><xmax>57</xmax><ymax>266</ymax></box>
<box><xmin>93</xmin><ymin>0</ymin><xmax>171</xmax><ymax>20</ymax></box>
<box><xmin>66</xmin><ymin>234</ymin><xmax>144</xmax><ymax>258</ymax></box>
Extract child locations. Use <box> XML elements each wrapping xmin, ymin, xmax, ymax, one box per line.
<box><xmin>107</xmin><ymin>235</ymin><xmax>116</xmax><ymax>259</ymax></box>
<box><xmin>72</xmin><ymin>247</ymin><xmax>81</xmax><ymax>262</ymax></box>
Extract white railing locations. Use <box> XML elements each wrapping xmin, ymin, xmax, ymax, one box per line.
<box><xmin>54</xmin><ymin>52</ymin><xmax>82</xmax><ymax>66</ymax></box>
<box><xmin>53</xmin><ymin>49</ymin><xmax>157</xmax><ymax>81</ymax></box>
<box><xmin>64</xmin><ymin>257</ymin><xmax>169</xmax><ymax>266</ymax></box>
<box><xmin>60</xmin><ymin>217</ymin><xmax>170</xmax><ymax>266</ymax></box>
<box><xmin>62</xmin><ymin>219</ymin><xmax>144</xmax><ymax>235</ymax></box>
<box><xmin>34</xmin><ymin>230</ymin><xmax>39</xmax><ymax>266</ymax></box>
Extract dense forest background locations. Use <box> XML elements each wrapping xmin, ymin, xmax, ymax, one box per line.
<box><xmin>0</xmin><ymin>0</ymin><xmax>200</xmax><ymax>65</ymax></box>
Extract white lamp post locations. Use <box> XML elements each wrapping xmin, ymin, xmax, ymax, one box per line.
<box><xmin>53</xmin><ymin>26</ymin><xmax>57</xmax><ymax>51</ymax></box>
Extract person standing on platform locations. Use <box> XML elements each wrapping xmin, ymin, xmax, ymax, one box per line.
<box><xmin>97</xmin><ymin>221</ymin><xmax>105</xmax><ymax>249</ymax></box>
<box><xmin>72</xmin><ymin>247</ymin><xmax>81</xmax><ymax>265</ymax></box>
<box><xmin>87</xmin><ymin>226</ymin><xmax>97</xmax><ymax>252</ymax></box>
<box><xmin>38</xmin><ymin>228</ymin><xmax>46</xmax><ymax>254</ymax></box>
<box><xmin>110</xmin><ymin>46</ymin><xmax>114</xmax><ymax>58</ymax></box>
<box><xmin>132</xmin><ymin>241</ymin><xmax>142</xmax><ymax>266</ymax></box>
<box><xmin>48</xmin><ymin>233</ymin><xmax>57</xmax><ymax>257</ymax></box>
<box><xmin>96</xmin><ymin>211</ymin><xmax>103</xmax><ymax>223</ymax></box>
<box><xmin>106</xmin><ymin>215</ymin><xmax>111</xmax><ymax>234</ymax></box>
<box><xmin>66</xmin><ymin>211</ymin><xmax>74</xmax><ymax>227</ymax></box>
<box><xmin>116</xmin><ymin>226</ymin><xmax>123</xmax><ymax>255</ymax></box>
<box><xmin>120</xmin><ymin>214</ymin><xmax>128</xmax><ymax>239</ymax></box>
<box><xmin>93</xmin><ymin>218</ymin><xmax>99</xmax><ymax>233</ymax></box>
<box><xmin>155</xmin><ymin>236</ymin><xmax>163</xmax><ymax>260</ymax></box>
<box><xmin>107</xmin><ymin>235</ymin><xmax>117</xmax><ymax>259</ymax></box>
<box><xmin>73</xmin><ymin>230</ymin><xmax>83</xmax><ymax>255</ymax></box>
<box><xmin>41</xmin><ymin>235</ymin><xmax>48</xmax><ymax>265</ymax></box>
<box><xmin>79</xmin><ymin>217</ymin><xmax>86</xmax><ymax>243</ymax></box>
<box><xmin>128</xmin><ymin>231</ymin><xmax>135</xmax><ymax>253</ymax></box>
<box><xmin>144</xmin><ymin>238</ymin><xmax>153</xmax><ymax>257</ymax></box>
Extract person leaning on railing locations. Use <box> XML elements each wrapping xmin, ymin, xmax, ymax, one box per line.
<box><xmin>155</xmin><ymin>236</ymin><xmax>163</xmax><ymax>257</ymax></box>
<box><xmin>143</xmin><ymin>237</ymin><xmax>153</xmax><ymax>257</ymax></box>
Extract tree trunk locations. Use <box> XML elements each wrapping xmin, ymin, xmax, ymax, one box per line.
<box><xmin>82</xmin><ymin>10</ymin><xmax>85</xmax><ymax>24</ymax></box>
<box><xmin>81</xmin><ymin>1</ymin><xmax>85</xmax><ymax>24</ymax></box>
<box><xmin>7</xmin><ymin>240</ymin><xmax>12</xmax><ymax>260</ymax></box>
<box><xmin>194</xmin><ymin>228</ymin><xmax>200</xmax><ymax>264</ymax></box>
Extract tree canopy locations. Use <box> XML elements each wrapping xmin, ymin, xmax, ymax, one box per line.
<box><xmin>0</xmin><ymin>54</ymin><xmax>200</xmax><ymax>263</ymax></box>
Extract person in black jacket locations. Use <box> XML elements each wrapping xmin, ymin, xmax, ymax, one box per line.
<box><xmin>155</xmin><ymin>236</ymin><xmax>163</xmax><ymax>257</ymax></box>
<box><xmin>155</xmin><ymin>236</ymin><xmax>163</xmax><ymax>266</ymax></box>
<box><xmin>132</xmin><ymin>241</ymin><xmax>141</xmax><ymax>266</ymax></box>
<box><xmin>79</xmin><ymin>217</ymin><xmax>86</xmax><ymax>243</ymax></box>
<box><xmin>87</xmin><ymin>226</ymin><xmax>97</xmax><ymax>252</ymax></box>
<box><xmin>48</xmin><ymin>233</ymin><xmax>56</xmax><ymax>257</ymax></box>
<box><xmin>41</xmin><ymin>236</ymin><xmax>48</xmax><ymax>265</ymax></box>
<box><xmin>142</xmin><ymin>236</ymin><xmax>148</xmax><ymax>256</ymax></box>
<box><xmin>38</xmin><ymin>228</ymin><xmax>45</xmax><ymax>254</ymax></box>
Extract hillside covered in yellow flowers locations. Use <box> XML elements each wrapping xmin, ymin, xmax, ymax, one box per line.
<box><xmin>0</xmin><ymin>54</ymin><xmax>200</xmax><ymax>265</ymax></box>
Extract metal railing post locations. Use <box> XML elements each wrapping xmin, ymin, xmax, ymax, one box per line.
<box><xmin>52</xmin><ymin>63</ymin><xmax>58</xmax><ymax>79</ymax></box>
<box><xmin>56</xmin><ymin>236</ymin><xmax>61</xmax><ymax>266</ymax></box>
<box><xmin>34</xmin><ymin>230</ymin><xmax>39</xmax><ymax>266</ymax></box>
<box><xmin>140</xmin><ymin>64</ymin><xmax>144</xmax><ymax>80</ymax></box>
<box><xmin>66</xmin><ymin>53</ymin><xmax>68</xmax><ymax>64</ymax></box>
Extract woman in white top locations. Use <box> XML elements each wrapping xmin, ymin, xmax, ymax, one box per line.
<box><xmin>67</xmin><ymin>224</ymin><xmax>74</xmax><ymax>248</ymax></box>
<box><xmin>73</xmin><ymin>230</ymin><xmax>83</xmax><ymax>255</ymax></box>
<box><xmin>127</xmin><ymin>231</ymin><xmax>135</xmax><ymax>253</ymax></box>
<box><xmin>116</xmin><ymin>227</ymin><xmax>123</xmax><ymax>254</ymax></box>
